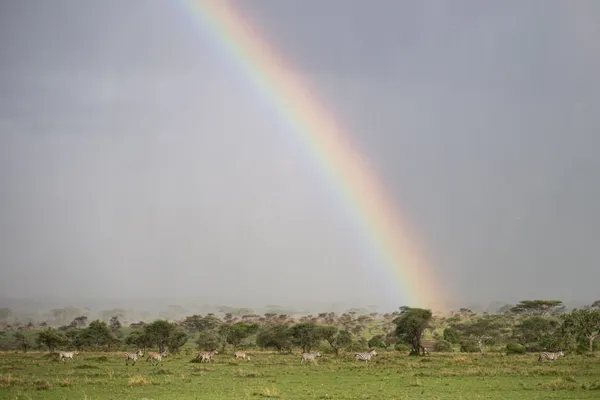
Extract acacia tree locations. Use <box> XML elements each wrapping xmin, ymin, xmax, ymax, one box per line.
<box><xmin>109</xmin><ymin>316</ymin><xmax>122</xmax><ymax>338</ymax></box>
<box><xmin>288</xmin><ymin>323</ymin><xmax>323</xmax><ymax>353</ymax></box>
<box><xmin>143</xmin><ymin>320</ymin><xmax>187</xmax><ymax>353</ymax></box>
<box><xmin>35</xmin><ymin>328</ymin><xmax>69</xmax><ymax>352</ymax></box>
<box><xmin>256</xmin><ymin>325</ymin><xmax>293</xmax><ymax>353</ymax></box>
<box><xmin>513</xmin><ymin>316</ymin><xmax>561</xmax><ymax>349</ymax></box>
<box><xmin>13</xmin><ymin>332</ymin><xmax>30</xmax><ymax>352</ymax></box>
<box><xmin>393</xmin><ymin>307</ymin><xmax>432</xmax><ymax>356</ymax></box>
<box><xmin>218</xmin><ymin>322</ymin><xmax>259</xmax><ymax>350</ymax></box>
<box><xmin>319</xmin><ymin>326</ymin><xmax>353</xmax><ymax>356</ymax></box>
<box><xmin>510</xmin><ymin>300</ymin><xmax>565</xmax><ymax>316</ymax></box>
<box><xmin>70</xmin><ymin>316</ymin><xmax>88</xmax><ymax>329</ymax></box>
<box><xmin>196</xmin><ymin>331</ymin><xmax>221</xmax><ymax>351</ymax></box>
<box><xmin>562</xmin><ymin>309</ymin><xmax>600</xmax><ymax>352</ymax></box>
<box><xmin>77</xmin><ymin>320</ymin><xmax>121</xmax><ymax>351</ymax></box>
<box><xmin>167</xmin><ymin>329</ymin><xmax>189</xmax><ymax>353</ymax></box>
<box><xmin>181</xmin><ymin>314</ymin><xmax>222</xmax><ymax>333</ymax></box>
<box><xmin>452</xmin><ymin>316</ymin><xmax>503</xmax><ymax>353</ymax></box>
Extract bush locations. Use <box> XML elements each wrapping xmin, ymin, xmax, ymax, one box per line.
<box><xmin>460</xmin><ymin>340</ymin><xmax>480</xmax><ymax>353</ymax></box>
<box><xmin>394</xmin><ymin>343</ymin><xmax>410</xmax><ymax>352</ymax></box>
<box><xmin>524</xmin><ymin>342</ymin><xmax>545</xmax><ymax>353</ymax></box>
<box><xmin>434</xmin><ymin>340</ymin><xmax>453</xmax><ymax>352</ymax></box>
<box><xmin>443</xmin><ymin>327</ymin><xmax>461</xmax><ymax>344</ymax></box>
<box><xmin>368</xmin><ymin>336</ymin><xmax>386</xmax><ymax>349</ymax></box>
<box><xmin>383</xmin><ymin>333</ymin><xmax>396</xmax><ymax>347</ymax></box>
<box><xmin>348</xmin><ymin>338</ymin><xmax>369</xmax><ymax>352</ymax></box>
<box><xmin>506</xmin><ymin>343</ymin><xmax>525</xmax><ymax>355</ymax></box>
<box><xmin>574</xmin><ymin>338</ymin><xmax>600</xmax><ymax>354</ymax></box>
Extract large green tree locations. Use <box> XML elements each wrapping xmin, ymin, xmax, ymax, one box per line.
<box><xmin>256</xmin><ymin>325</ymin><xmax>293</xmax><ymax>352</ymax></box>
<box><xmin>143</xmin><ymin>320</ymin><xmax>187</xmax><ymax>353</ymax></box>
<box><xmin>513</xmin><ymin>316</ymin><xmax>560</xmax><ymax>349</ymax></box>
<box><xmin>182</xmin><ymin>314</ymin><xmax>222</xmax><ymax>333</ymax></box>
<box><xmin>562</xmin><ymin>309</ymin><xmax>600</xmax><ymax>352</ymax></box>
<box><xmin>319</xmin><ymin>326</ymin><xmax>353</xmax><ymax>356</ymax></box>
<box><xmin>393</xmin><ymin>307</ymin><xmax>432</xmax><ymax>356</ymax></box>
<box><xmin>77</xmin><ymin>320</ymin><xmax>120</xmax><ymax>351</ymax></box>
<box><xmin>35</xmin><ymin>328</ymin><xmax>69</xmax><ymax>352</ymax></box>
<box><xmin>13</xmin><ymin>332</ymin><xmax>30</xmax><ymax>352</ymax></box>
<box><xmin>453</xmin><ymin>316</ymin><xmax>504</xmax><ymax>353</ymax></box>
<box><xmin>288</xmin><ymin>323</ymin><xmax>323</xmax><ymax>353</ymax></box>
<box><xmin>218</xmin><ymin>322</ymin><xmax>259</xmax><ymax>350</ymax></box>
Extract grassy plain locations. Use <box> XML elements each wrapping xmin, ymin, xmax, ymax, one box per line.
<box><xmin>0</xmin><ymin>350</ymin><xmax>599</xmax><ymax>400</ymax></box>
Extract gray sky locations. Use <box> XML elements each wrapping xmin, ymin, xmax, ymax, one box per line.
<box><xmin>1</xmin><ymin>0</ymin><xmax>599</xmax><ymax>311</ymax></box>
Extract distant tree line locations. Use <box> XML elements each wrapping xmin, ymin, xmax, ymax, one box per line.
<box><xmin>1</xmin><ymin>299</ymin><xmax>599</xmax><ymax>356</ymax></box>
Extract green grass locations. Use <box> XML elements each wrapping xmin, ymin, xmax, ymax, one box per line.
<box><xmin>1</xmin><ymin>350</ymin><xmax>599</xmax><ymax>399</ymax></box>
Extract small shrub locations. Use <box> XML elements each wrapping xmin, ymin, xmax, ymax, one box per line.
<box><xmin>434</xmin><ymin>340</ymin><xmax>453</xmax><ymax>352</ymax></box>
<box><xmin>34</xmin><ymin>379</ymin><xmax>52</xmax><ymax>391</ymax></box>
<box><xmin>128</xmin><ymin>375</ymin><xmax>148</xmax><ymax>386</ymax></box>
<box><xmin>524</xmin><ymin>343</ymin><xmax>545</xmax><ymax>353</ymax></box>
<box><xmin>235</xmin><ymin>369</ymin><xmax>265</xmax><ymax>378</ymax></box>
<box><xmin>152</xmin><ymin>369</ymin><xmax>172</xmax><ymax>375</ymax></box>
<box><xmin>394</xmin><ymin>343</ymin><xmax>410</xmax><ymax>352</ymax></box>
<box><xmin>453</xmin><ymin>356</ymin><xmax>473</xmax><ymax>365</ymax></box>
<box><xmin>581</xmin><ymin>381</ymin><xmax>600</xmax><ymax>390</ymax></box>
<box><xmin>541</xmin><ymin>378</ymin><xmax>576</xmax><ymax>391</ymax></box>
<box><xmin>506</xmin><ymin>343</ymin><xmax>525</xmax><ymax>355</ymax></box>
<box><xmin>57</xmin><ymin>378</ymin><xmax>73</xmax><ymax>387</ymax></box>
<box><xmin>460</xmin><ymin>340</ymin><xmax>480</xmax><ymax>353</ymax></box>
<box><xmin>255</xmin><ymin>387</ymin><xmax>280</xmax><ymax>398</ymax></box>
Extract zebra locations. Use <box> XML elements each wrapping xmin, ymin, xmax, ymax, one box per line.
<box><xmin>538</xmin><ymin>350</ymin><xmax>564</xmax><ymax>364</ymax></box>
<box><xmin>233</xmin><ymin>351</ymin><xmax>250</xmax><ymax>361</ymax></box>
<box><xmin>125</xmin><ymin>350</ymin><xmax>144</xmax><ymax>366</ymax></box>
<box><xmin>146</xmin><ymin>351</ymin><xmax>168</xmax><ymax>365</ymax></box>
<box><xmin>354</xmin><ymin>349</ymin><xmax>377</xmax><ymax>364</ymax></box>
<box><xmin>195</xmin><ymin>349</ymin><xmax>219</xmax><ymax>363</ymax></box>
<box><xmin>58</xmin><ymin>351</ymin><xmax>79</xmax><ymax>362</ymax></box>
<box><xmin>300</xmin><ymin>352</ymin><xmax>321</xmax><ymax>363</ymax></box>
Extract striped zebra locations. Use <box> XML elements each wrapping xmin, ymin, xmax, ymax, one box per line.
<box><xmin>58</xmin><ymin>351</ymin><xmax>79</xmax><ymax>362</ymax></box>
<box><xmin>233</xmin><ymin>351</ymin><xmax>250</xmax><ymax>361</ymax></box>
<box><xmin>354</xmin><ymin>349</ymin><xmax>377</xmax><ymax>364</ymax></box>
<box><xmin>146</xmin><ymin>351</ymin><xmax>168</xmax><ymax>365</ymax></box>
<box><xmin>300</xmin><ymin>352</ymin><xmax>321</xmax><ymax>363</ymax></box>
<box><xmin>538</xmin><ymin>350</ymin><xmax>564</xmax><ymax>364</ymax></box>
<box><xmin>195</xmin><ymin>349</ymin><xmax>219</xmax><ymax>363</ymax></box>
<box><xmin>125</xmin><ymin>350</ymin><xmax>144</xmax><ymax>366</ymax></box>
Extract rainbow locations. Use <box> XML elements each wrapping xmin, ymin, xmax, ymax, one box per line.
<box><xmin>184</xmin><ymin>0</ymin><xmax>444</xmax><ymax>309</ymax></box>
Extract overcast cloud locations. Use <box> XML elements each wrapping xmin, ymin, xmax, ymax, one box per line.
<box><xmin>1</xmin><ymin>0</ymin><xmax>599</xmax><ymax>310</ymax></box>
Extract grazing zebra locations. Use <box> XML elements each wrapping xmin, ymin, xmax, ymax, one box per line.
<box><xmin>58</xmin><ymin>351</ymin><xmax>79</xmax><ymax>362</ymax></box>
<box><xmin>146</xmin><ymin>351</ymin><xmax>168</xmax><ymax>365</ymax></box>
<box><xmin>300</xmin><ymin>352</ymin><xmax>321</xmax><ymax>363</ymax></box>
<box><xmin>195</xmin><ymin>349</ymin><xmax>219</xmax><ymax>363</ymax></box>
<box><xmin>354</xmin><ymin>349</ymin><xmax>377</xmax><ymax>364</ymax></box>
<box><xmin>538</xmin><ymin>350</ymin><xmax>564</xmax><ymax>364</ymax></box>
<box><xmin>125</xmin><ymin>350</ymin><xmax>144</xmax><ymax>366</ymax></box>
<box><xmin>233</xmin><ymin>351</ymin><xmax>250</xmax><ymax>361</ymax></box>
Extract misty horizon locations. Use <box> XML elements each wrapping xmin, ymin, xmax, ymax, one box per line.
<box><xmin>1</xmin><ymin>1</ymin><xmax>599</xmax><ymax>309</ymax></box>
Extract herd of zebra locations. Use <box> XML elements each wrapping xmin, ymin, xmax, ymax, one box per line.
<box><xmin>54</xmin><ymin>349</ymin><xmax>566</xmax><ymax>366</ymax></box>
<box><xmin>55</xmin><ymin>348</ymin><xmax>381</xmax><ymax>366</ymax></box>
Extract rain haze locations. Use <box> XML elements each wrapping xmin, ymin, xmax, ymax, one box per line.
<box><xmin>1</xmin><ymin>0</ymin><xmax>599</xmax><ymax>313</ymax></box>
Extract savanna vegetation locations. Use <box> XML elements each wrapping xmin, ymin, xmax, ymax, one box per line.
<box><xmin>0</xmin><ymin>299</ymin><xmax>599</xmax><ymax>399</ymax></box>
